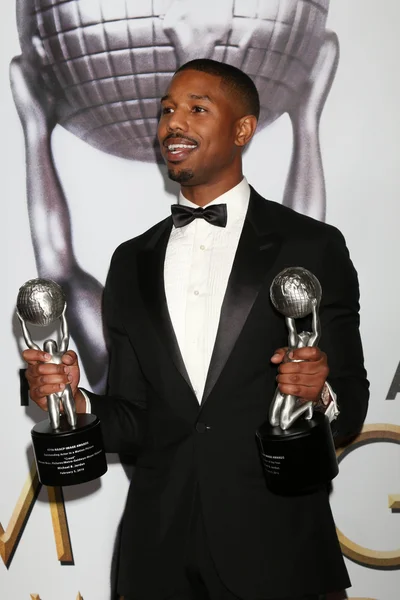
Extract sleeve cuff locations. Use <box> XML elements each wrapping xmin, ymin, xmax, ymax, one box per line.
<box><xmin>319</xmin><ymin>381</ymin><xmax>340</xmax><ymax>422</ymax></box>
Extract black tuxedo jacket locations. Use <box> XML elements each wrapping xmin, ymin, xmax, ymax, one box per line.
<box><xmin>88</xmin><ymin>188</ymin><xmax>369</xmax><ymax>599</ymax></box>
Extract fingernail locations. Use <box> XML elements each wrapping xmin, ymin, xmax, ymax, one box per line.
<box><xmin>288</xmin><ymin>351</ymin><xmax>294</xmax><ymax>360</ymax></box>
<box><xmin>64</xmin><ymin>366</ymin><xmax>69</xmax><ymax>374</ymax></box>
<box><xmin>67</xmin><ymin>374</ymin><xmax>73</xmax><ymax>382</ymax></box>
<box><xmin>271</xmin><ymin>353</ymin><xmax>280</xmax><ymax>361</ymax></box>
<box><xmin>44</xmin><ymin>353</ymin><xmax>51</xmax><ymax>360</ymax></box>
<box><xmin>59</xmin><ymin>383</ymin><xmax>65</xmax><ymax>390</ymax></box>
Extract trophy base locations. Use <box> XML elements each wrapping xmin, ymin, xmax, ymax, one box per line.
<box><xmin>31</xmin><ymin>413</ymin><xmax>107</xmax><ymax>487</ymax></box>
<box><xmin>256</xmin><ymin>411</ymin><xmax>338</xmax><ymax>495</ymax></box>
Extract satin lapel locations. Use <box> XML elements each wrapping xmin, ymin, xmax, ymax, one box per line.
<box><xmin>201</xmin><ymin>192</ymin><xmax>282</xmax><ymax>405</ymax></box>
<box><xmin>136</xmin><ymin>218</ymin><xmax>194</xmax><ymax>393</ymax></box>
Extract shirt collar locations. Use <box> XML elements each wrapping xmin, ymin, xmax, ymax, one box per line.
<box><xmin>178</xmin><ymin>178</ymin><xmax>250</xmax><ymax>228</ymax></box>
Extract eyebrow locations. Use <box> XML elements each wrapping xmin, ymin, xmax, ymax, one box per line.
<box><xmin>189</xmin><ymin>94</ymin><xmax>213</xmax><ymax>103</ymax></box>
<box><xmin>160</xmin><ymin>93</ymin><xmax>214</xmax><ymax>103</ymax></box>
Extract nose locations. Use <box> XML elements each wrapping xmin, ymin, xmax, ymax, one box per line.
<box><xmin>166</xmin><ymin>107</ymin><xmax>189</xmax><ymax>133</ymax></box>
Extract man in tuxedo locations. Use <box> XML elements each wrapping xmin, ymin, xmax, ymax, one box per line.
<box><xmin>24</xmin><ymin>59</ymin><xmax>369</xmax><ymax>600</ymax></box>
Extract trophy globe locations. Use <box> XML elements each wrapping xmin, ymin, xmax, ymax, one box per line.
<box><xmin>17</xmin><ymin>278</ymin><xmax>65</xmax><ymax>327</ymax></box>
<box><xmin>270</xmin><ymin>267</ymin><xmax>322</xmax><ymax>319</ymax></box>
<box><xmin>17</xmin><ymin>0</ymin><xmax>330</xmax><ymax>162</ymax></box>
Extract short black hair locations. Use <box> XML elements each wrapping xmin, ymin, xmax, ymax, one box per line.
<box><xmin>175</xmin><ymin>58</ymin><xmax>260</xmax><ymax>121</ymax></box>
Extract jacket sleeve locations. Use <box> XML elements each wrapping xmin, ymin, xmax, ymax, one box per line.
<box><xmin>317</xmin><ymin>227</ymin><xmax>369</xmax><ymax>446</ymax></box>
<box><xmin>84</xmin><ymin>250</ymin><xmax>148</xmax><ymax>456</ymax></box>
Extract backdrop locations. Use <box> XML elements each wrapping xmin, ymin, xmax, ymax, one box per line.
<box><xmin>0</xmin><ymin>1</ymin><xmax>399</xmax><ymax>599</ymax></box>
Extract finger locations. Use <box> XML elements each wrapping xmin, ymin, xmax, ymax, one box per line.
<box><xmin>277</xmin><ymin>382</ymin><xmax>324</xmax><ymax>402</ymax></box>
<box><xmin>29</xmin><ymin>380</ymin><xmax>64</xmax><ymax>399</ymax></box>
<box><xmin>26</xmin><ymin>362</ymin><xmax>68</xmax><ymax>378</ymax></box>
<box><xmin>61</xmin><ymin>350</ymin><xmax>78</xmax><ymax>366</ymax></box>
<box><xmin>277</xmin><ymin>371</ymin><xmax>327</xmax><ymax>389</ymax></box>
<box><xmin>277</xmin><ymin>361</ymin><xmax>329</xmax><ymax>395</ymax></box>
<box><xmin>278</xmin><ymin>359</ymin><xmax>329</xmax><ymax>377</ymax></box>
<box><xmin>290</xmin><ymin>347</ymin><xmax>324</xmax><ymax>362</ymax></box>
<box><xmin>270</xmin><ymin>347</ymin><xmax>288</xmax><ymax>364</ymax></box>
<box><xmin>25</xmin><ymin>365</ymin><xmax>71</xmax><ymax>397</ymax></box>
<box><xmin>36</xmin><ymin>382</ymin><xmax>66</xmax><ymax>398</ymax></box>
<box><xmin>27</xmin><ymin>370</ymin><xmax>70</xmax><ymax>388</ymax></box>
<box><xmin>22</xmin><ymin>349</ymin><xmax>52</xmax><ymax>364</ymax></box>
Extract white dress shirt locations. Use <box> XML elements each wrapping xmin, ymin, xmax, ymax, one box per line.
<box><xmin>164</xmin><ymin>178</ymin><xmax>250</xmax><ymax>402</ymax></box>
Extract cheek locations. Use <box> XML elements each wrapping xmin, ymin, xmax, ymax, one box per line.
<box><xmin>209</xmin><ymin>138</ymin><xmax>235</xmax><ymax>162</ymax></box>
<box><xmin>156</xmin><ymin>125</ymin><xmax>163</xmax><ymax>143</ymax></box>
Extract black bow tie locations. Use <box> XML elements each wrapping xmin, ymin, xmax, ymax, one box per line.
<box><xmin>171</xmin><ymin>203</ymin><xmax>227</xmax><ymax>228</ymax></box>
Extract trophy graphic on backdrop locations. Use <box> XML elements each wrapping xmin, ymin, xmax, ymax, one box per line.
<box><xmin>10</xmin><ymin>0</ymin><xmax>339</xmax><ymax>399</ymax></box>
<box><xmin>17</xmin><ymin>278</ymin><xmax>107</xmax><ymax>486</ymax></box>
<box><xmin>256</xmin><ymin>267</ymin><xmax>338</xmax><ymax>495</ymax></box>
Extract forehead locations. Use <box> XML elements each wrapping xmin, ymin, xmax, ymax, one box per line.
<box><xmin>163</xmin><ymin>69</ymin><xmax>230</xmax><ymax>104</ymax></box>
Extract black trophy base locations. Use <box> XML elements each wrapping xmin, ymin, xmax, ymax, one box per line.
<box><xmin>256</xmin><ymin>411</ymin><xmax>338</xmax><ymax>495</ymax></box>
<box><xmin>31</xmin><ymin>413</ymin><xmax>107</xmax><ymax>486</ymax></box>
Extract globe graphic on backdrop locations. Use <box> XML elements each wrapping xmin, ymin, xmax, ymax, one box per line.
<box><xmin>17</xmin><ymin>279</ymin><xmax>66</xmax><ymax>326</ymax></box>
<box><xmin>17</xmin><ymin>0</ymin><xmax>329</xmax><ymax>162</ymax></box>
<box><xmin>270</xmin><ymin>267</ymin><xmax>322</xmax><ymax>319</ymax></box>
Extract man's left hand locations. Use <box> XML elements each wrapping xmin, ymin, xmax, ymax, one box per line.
<box><xmin>270</xmin><ymin>347</ymin><xmax>329</xmax><ymax>402</ymax></box>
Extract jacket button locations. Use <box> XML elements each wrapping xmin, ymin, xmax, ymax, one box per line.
<box><xmin>196</xmin><ymin>422</ymin><xmax>209</xmax><ymax>434</ymax></box>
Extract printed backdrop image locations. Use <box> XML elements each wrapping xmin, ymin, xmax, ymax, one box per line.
<box><xmin>0</xmin><ymin>1</ymin><xmax>399</xmax><ymax>599</ymax></box>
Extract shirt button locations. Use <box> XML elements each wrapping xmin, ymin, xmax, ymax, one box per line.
<box><xmin>194</xmin><ymin>290</ymin><xmax>199</xmax><ymax>296</ymax></box>
<box><xmin>200</xmin><ymin>245</ymin><xmax>206</xmax><ymax>250</ymax></box>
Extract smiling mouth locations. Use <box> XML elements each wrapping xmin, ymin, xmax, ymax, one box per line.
<box><xmin>163</xmin><ymin>137</ymin><xmax>198</xmax><ymax>161</ymax></box>
<box><xmin>167</xmin><ymin>143</ymin><xmax>198</xmax><ymax>154</ymax></box>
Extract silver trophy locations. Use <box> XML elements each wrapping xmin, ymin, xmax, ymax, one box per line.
<box><xmin>256</xmin><ymin>267</ymin><xmax>338</xmax><ymax>495</ymax></box>
<box><xmin>16</xmin><ymin>278</ymin><xmax>107</xmax><ymax>487</ymax></box>
<box><xmin>17</xmin><ymin>278</ymin><xmax>77</xmax><ymax>431</ymax></box>
<box><xmin>269</xmin><ymin>267</ymin><xmax>322</xmax><ymax>430</ymax></box>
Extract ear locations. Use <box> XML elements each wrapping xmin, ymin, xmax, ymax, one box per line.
<box><xmin>235</xmin><ymin>115</ymin><xmax>258</xmax><ymax>147</ymax></box>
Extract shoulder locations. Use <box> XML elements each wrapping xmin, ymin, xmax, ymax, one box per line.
<box><xmin>110</xmin><ymin>216</ymin><xmax>171</xmax><ymax>263</ymax></box>
<box><xmin>250</xmin><ymin>186</ymin><xmax>345</xmax><ymax>246</ymax></box>
<box><xmin>103</xmin><ymin>216</ymin><xmax>171</xmax><ymax>294</ymax></box>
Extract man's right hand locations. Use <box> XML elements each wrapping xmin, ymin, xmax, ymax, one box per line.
<box><xmin>23</xmin><ymin>349</ymin><xmax>87</xmax><ymax>414</ymax></box>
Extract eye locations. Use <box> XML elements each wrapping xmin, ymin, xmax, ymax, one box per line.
<box><xmin>192</xmin><ymin>106</ymin><xmax>206</xmax><ymax>113</ymax></box>
<box><xmin>161</xmin><ymin>106</ymin><xmax>174</xmax><ymax>115</ymax></box>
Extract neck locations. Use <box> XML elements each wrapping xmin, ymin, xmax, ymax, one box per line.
<box><xmin>180</xmin><ymin>171</ymin><xmax>243</xmax><ymax>207</ymax></box>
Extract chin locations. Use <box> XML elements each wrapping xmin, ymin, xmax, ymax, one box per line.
<box><xmin>167</xmin><ymin>168</ymin><xmax>194</xmax><ymax>183</ymax></box>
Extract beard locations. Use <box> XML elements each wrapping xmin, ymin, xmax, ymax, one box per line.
<box><xmin>167</xmin><ymin>168</ymin><xmax>194</xmax><ymax>183</ymax></box>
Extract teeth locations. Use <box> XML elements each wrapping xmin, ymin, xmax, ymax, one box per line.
<box><xmin>167</xmin><ymin>143</ymin><xmax>197</xmax><ymax>151</ymax></box>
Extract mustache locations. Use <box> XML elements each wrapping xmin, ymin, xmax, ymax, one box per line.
<box><xmin>163</xmin><ymin>133</ymin><xmax>198</xmax><ymax>146</ymax></box>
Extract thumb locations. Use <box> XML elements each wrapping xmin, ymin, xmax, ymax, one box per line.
<box><xmin>62</xmin><ymin>350</ymin><xmax>79</xmax><ymax>366</ymax></box>
<box><xmin>270</xmin><ymin>347</ymin><xmax>287</xmax><ymax>364</ymax></box>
